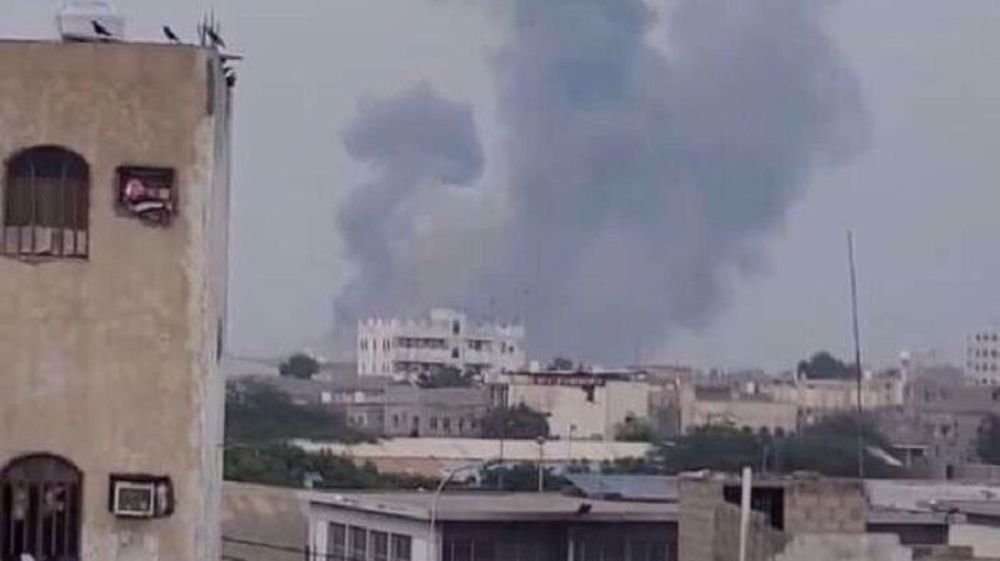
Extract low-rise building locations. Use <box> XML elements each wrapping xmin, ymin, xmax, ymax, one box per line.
<box><xmin>678</xmin><ymin>384</ymin><xmax>798</xmax><ymax>435</ymax></box>
<box><xmin>383</xmin><ymin>385</ymin><xmax>499</xmax><ymax>438</ymax></box>
<box><xmin>308</xmin><ymin>490</ymin><xmax>677</xmax><ymax>561</ymax></box>
<box><xmin>762</xmin><ymin>371</ymin><xmax>905</xmax><ymax>426</ymax></box>
<box><xmin>358</xmin><ymin>308</ymin><xmax>525</xmax><ymax>380</ymax></box>
<box><xmin>503</xmin><ymin>369</ymin><xmax>653</xmax><ymax>441</ymax></box>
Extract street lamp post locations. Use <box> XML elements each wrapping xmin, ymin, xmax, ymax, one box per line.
<box><xmin>428</xmin><ymin>460</ymin><xmax>498</xmax><ymax>561</ymax></box>
<box><xmin>536</xmin><ymin>436</ymin><xmax>546</xmax><ymax>492</ymax></box>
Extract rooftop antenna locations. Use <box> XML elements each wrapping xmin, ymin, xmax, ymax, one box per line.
<box><xmin>847</xmin><ymin>230</ymin><xmax>865</xmax><ymax>480</ymax></box>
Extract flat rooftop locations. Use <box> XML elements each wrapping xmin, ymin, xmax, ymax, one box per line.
<box><xmin>310</xmin><ymin>490</ymin><xmax>677</xmax><ymax>523</ymax></box>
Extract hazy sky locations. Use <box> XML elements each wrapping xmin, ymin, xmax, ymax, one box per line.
<box><xmin>4</xmin><ymin>1</ymin><xmax>998</xmax><ymax>372</ymax></box>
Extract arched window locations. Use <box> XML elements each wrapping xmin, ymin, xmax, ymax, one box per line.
<box><xmin>0</xmin><ymin>454</ymin><xmax>82</xmax><ymax>560</ymax></box>
<box><xmin>2</xmin><ymin>146</ymin><xmax>89</xmax><ymax>258</ymax></box>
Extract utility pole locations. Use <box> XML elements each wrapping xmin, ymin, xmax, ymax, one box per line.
<box><xmin>848</xmin><ymin>230</ymin><xmax>865</xmax><ymax>480</ymax></box>
<box><xmin>536</xmin><ymin>436</ymin><xmax>545</xmax><ymax>492</ymax></box>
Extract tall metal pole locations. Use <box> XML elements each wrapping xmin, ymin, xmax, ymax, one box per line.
<box><xmin>536</xmin><ymin>436</ymin><xmax>545</xmax><ymax>492</ymax></box>
<box><xmin>848</xmin><ymin>230</ymin><xmax>865</xmax><ymax>480</ymax></box>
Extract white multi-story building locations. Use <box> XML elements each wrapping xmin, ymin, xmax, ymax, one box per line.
<box><xmin>967</xmin><ymin>328</ymin><xmax>1000</xmax><ymax>385</ymax></box>
<box><xmin>357</xmin><ymin>308</ymin><xmax>525</xmax><ymax>379</ymax></box>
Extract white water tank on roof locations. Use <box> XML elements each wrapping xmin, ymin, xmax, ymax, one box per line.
<box><xmin>57</xmin><ymin>1</ymin><xmax>125</xmax><ymax>42</ymax></box>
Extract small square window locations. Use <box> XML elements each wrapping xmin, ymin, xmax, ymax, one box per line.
<box><xmin>117</xmin><ymin>166</ymin><xmax>175</xmax><ymax>224</ymax></box>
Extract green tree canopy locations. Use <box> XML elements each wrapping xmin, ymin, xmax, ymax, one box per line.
<box><xmin>416</xmin><ymin>366</ymin><xmax>475</xmax><ymax>388</ymax></box>
<box><xmin>279</xmin><ymin>352</ymin><xmax>320</xmax><ymax>379</ymax></box>
<box><xmin>548</xmin><ymin>357</ymin><xmax>575</xmax><ymax>371</ymax></box>
<box><xmin>478</xmin><ymin>462</ymin><xmax>565</xmax><ymax>491</ymax></box>
<box><xmin>651</xmin><ymin>413</ymin><xmax>907</xmax><ymax>478</ymax></box>
<box><xmin>225</xmin><ymin>379</ymin><xmax>371</xmax><ymax>444</ymax></box>
<box><xmin>797</xmin><ymin>351</ymin><xmax>856</xmax><ymax>380</ymax></box>
<box><xmin>224</xmin><ymin>443</ymin><xmax>433</xmax><ymax>490</ymax></box>
<box><xmin>977</xmin><ymin>414</ymin><xmax>1000</xmax><ymax>465</ymax></box>
<box><xmin>615</xmin><ymin>417</ymin><xmax>658</xmax><ymax>442</ymax></box>
<box><xmin>481</xmin><ymin>404</ymin><xmax>550</xmax><ymax>439</ymax></box>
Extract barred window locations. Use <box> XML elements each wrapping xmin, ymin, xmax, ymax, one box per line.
<box><xmin>0</xmin><ymin>454</ymin><xmax>82</xmax><ymax>561</ymax></box>
<box><xmin>2</xmin><ymin>146</ymin><xmax>89</xmax><ymax>258</ymax></box>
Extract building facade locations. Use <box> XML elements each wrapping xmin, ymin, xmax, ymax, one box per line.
<box><xmin>967</xmin><ymin>328</ymin><xmax>1000</xmax><ymax>385</ymax></box>
<box><xmin>678</xmin><ymin>384</ymin><xmax>798</xmax><ymax>436</ymax></box>
<box><xmin>0</xmin><ymin>37</ymin><xmax>232</xmax><ymax>560</ymax></box>
<box><xmin>358</xmin><ymin>309</ymin><xmax>525</xmax><ymax>380</ymax></box>
<box><xmin>308</xmin><ymin>491</ymin><xmax>677</xmax><ymax>561</ymax></box>
<box><xmin>762</xmin><ymin>373</ymin><xmax>905</xmax><ymax>427</ymax></box>
<box><xmin>503</xmin><ymin>370</ymin><xmax>653</xmax><ymax>441</ymax></box>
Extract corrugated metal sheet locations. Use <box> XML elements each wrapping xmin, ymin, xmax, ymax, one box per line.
<box><xmin>564</xmin><ymin>474</ymin><xmax>677</xmax><ymax>502</ymax></box>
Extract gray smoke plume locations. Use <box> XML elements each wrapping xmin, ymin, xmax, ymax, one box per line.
<box><xmin>334</xmin><ymin>84</ymin><xmax>484</xmax><ymax>329</ymax></box>
<box><xmin>337</xmin><ymin>0</ymin><xmax>864</xmax><ymax>362</ymax></box>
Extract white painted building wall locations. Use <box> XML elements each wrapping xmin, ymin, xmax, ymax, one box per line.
<box><xmin>504</xmin><ymin>373</ymin><xmax>652</xmax><ymax>441</ymax></box>
<box><xmin>950</xmin><ymin>523</ymin><xmax>1000</xmax><ymax>558</ymax></box>
<box><xmin>358</xmin><ymin>308</ymin><xmax>525</xmax><ymax>380</ymax></box>
<box><xmin>310</xmin><ymin>502</ymin><xmax>433</xmax><ymax>561</ymax></box>
<box><xmin>967</xmin><ymin>328</ymin><xmax>1000</xmax><ymax>385</ymax></box>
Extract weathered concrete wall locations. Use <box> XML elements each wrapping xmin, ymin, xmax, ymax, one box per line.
<box><xmin>949</xmin><ymin>523</ymin><xmax>1000</xmax><ymax>559</ymax></box>
<box><xmin>783</xmin><ymin>479</ymin><xmax>866</xmax><ymax>534</ymax></box>
<box><xmin>772</xmin><ymin>534</ymin><xmax>912</xmax><ymax>561</ymax></box>
<box><xmin>222</xmin><ymin>483</ymin><xmax>308</xmax><ymax>561</ymax></box>
<box><xmin>678</xmin><ymin>476</ymin><xmax>725</xmax><ymax>561</ymax></box>
<box><xmin>509</xmin><ymin>379</ymin><xmax>651</xmax><ymax>440</ymax></box>
<box><xmin>0</xmin><ymin>40</ymin><xmax>230</xmax><ymax>560</ymax></box>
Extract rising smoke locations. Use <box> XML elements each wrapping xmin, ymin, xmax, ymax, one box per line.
<box><xmin>337</xmin><ymin>0</ymin><xmax>865</xmax><ymax>362</ymax></box>
<box><xmin>334</xmin><ymin>84</ymin><xmax>484</xmax><ymax>329</ymax></box>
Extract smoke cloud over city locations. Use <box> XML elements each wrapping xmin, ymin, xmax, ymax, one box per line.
<box><xmin>337</xmin><ymin>0</ymin><xmax>865</xmax><ymax>362</ymax></box>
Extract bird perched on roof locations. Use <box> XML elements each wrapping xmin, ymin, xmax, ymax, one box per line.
<box><xmin>91</xmin><ymin>20</ymin><xmax>112</xmax><ymax>39</ymax></box>
<box><xmin>163</xmin><ymin>26</ymin><xmax>180</xmax><ymax>44</ymax></box>
<box><xmin>206</xmin><ymin>27</ymin><xmax>225</xmax><ymax>49</ymax></box>
<box><xmin>576</xmin><ymin>502</ymin><xmax>592</xmax><ymax>514</ymax></box>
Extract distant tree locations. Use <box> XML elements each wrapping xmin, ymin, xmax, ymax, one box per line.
<box><xmin>775</xmin><ymin>413</ymin><xmax>903</xmax><ymax>478</ymax></box>
<box><xmin>548</xmin><ymin>357</ymin><xmax>575</xmax><ymax>371</ymax></box>
<box><xmin>279</xmin><ymin>352</ymin><xmax>319</xmax><ymax>380</ymax></box>
<box><xmin>650</xmin><ymin>413</ymin><xmax>908</xmax><ymax>478</ymax></box>
<box><xmin>415</xmin><ymin>366</ymin><xmax>474</xmax><ymax>388</ymax></box>
<box><xmin>977</xmin><ymin>414</ymin><xmax>1000</xmax><ymax>465</ymax></box>
<box><xmin>225</xmin><ymin>380</ymin><xmax>371</xmax><ymax>444</ymax></box>
<box><xmin>478</xmin><ymin>462</ymin><xmax>565</xmax><ymax>491</ymax></box>
<box><xmin>652</xmin><ymin>425</ymin><xmax>763</xmax><ymax>474</ymax></box>
<box><xmin>797</xmin><ymin>351</ymin><xmax>855</xmax><ymax>380</ymax></box>
<box><xmin>481</xmin><ymin>404</ymin><xmax>550</xmax><ymax>439</ymax></box>
<box><xmin>615</xmin><ymin>417</ymin><xmax>658</xmax><ymax>442</ymax></box>
<box><xmin>224</xmin><ymin>443</ymin><xmax>434</xmax><ymax>490</ymax></box>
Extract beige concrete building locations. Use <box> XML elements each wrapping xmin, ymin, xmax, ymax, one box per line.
<box><xmin>763</xmin><ymin>374</ymin><xmax>905</xmax><ymax>426</ymax></box>
<box><xmin>678</xmin><ymin>385</ymin><xmax>799</xmax><ymax>435</ymax></box>
<box><xmin>503</xmin><ymin>370</ymin><xmax>653</xmax><ymax>440</ymax></box>
<box><xmin>0</xmin><ymin>36</ymin><xmax>232</xmax><ymax>561</ymax></box>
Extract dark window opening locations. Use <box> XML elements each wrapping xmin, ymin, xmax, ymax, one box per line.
<box><xmin>390</xmin><ymin>534</ymin><xmax>411</xmax><ymax>561</ymax></box>
<box><xmin>117</xmin><ymin>166</ymin><xmax>175</xmax><ymax>225</ymax></box>
<box><xmin>723</xmin><ymin>485</ymin><xmax>785</xmax><ymax>530</ymax></box>
<box><xmin>0</xmin><ymin>453</ymin><xmax>82</xmax><ymax>561</ymax></box>
<box><xmin>2</xmin><ymin>146</ymin><xmax>89</xmax><ymax>258</ymax></box>
<box><xmin>327</xmin><ymin>523</ymin><xmax>346</xmax><ymax>561</ymax></box>
<box><xmin>372</xmin><ymin>531</ymin><xmax>389</xmax><ymax>561</ymax></box>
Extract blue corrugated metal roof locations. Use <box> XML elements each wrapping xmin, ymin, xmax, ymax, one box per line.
<box><xmin>564</xmin><ymin>474</ymin><xmax>677</xmax><ymax>503</ymax></box>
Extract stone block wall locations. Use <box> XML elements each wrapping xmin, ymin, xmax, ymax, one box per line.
<box><xmin>783</xmin><ymin>479</ymin><xmax>866</xmax><ymax>534</ymax></box>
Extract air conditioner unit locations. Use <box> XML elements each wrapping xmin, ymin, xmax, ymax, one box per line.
<box><xmin>108</xmin><ymin>475</ymin><xmax>173</xmax><ymax>519</ymax></box>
